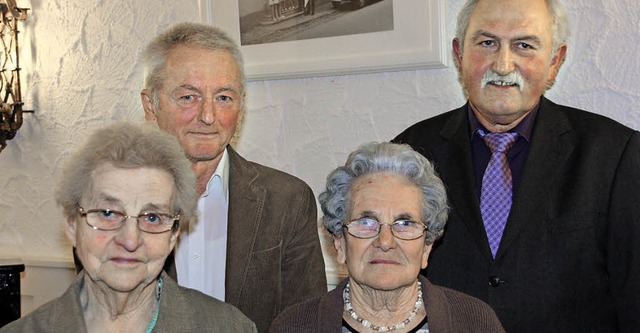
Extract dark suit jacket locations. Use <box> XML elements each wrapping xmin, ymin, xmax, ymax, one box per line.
<box><xmin>166</xmin><ymin>147</ymin><xmax>327</xmax><ymax>333</ymax></box>
<box><xmin>393</xmin><ymin>97</ymin><xmax>640</xmax><ymax>332</ymax></box>
<box><xmin>0</xmin><ymin>272</ymin><xmax>257</xmax><ymax>332</ymax></box>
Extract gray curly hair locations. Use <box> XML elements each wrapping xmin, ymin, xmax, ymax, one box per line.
<box><xmin>319</xmin><ymin>142</ymin><xmax>448</xmax><ymax>244</ymax></box>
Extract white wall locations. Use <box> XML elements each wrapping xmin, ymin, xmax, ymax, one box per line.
<box><xmin>0</xmin><ymin>0</ymin><xmax>638</xmax><ymax>314</ymax></box>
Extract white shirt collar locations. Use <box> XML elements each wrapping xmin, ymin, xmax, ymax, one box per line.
<box><xmin>201</xmin><ymin>148</ymin><xmax>230</xmax><ymax>200</ymax></box>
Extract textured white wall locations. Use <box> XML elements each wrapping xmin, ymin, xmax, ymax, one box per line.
<box><xmin>0</xmin><ymin>0</ymin><xmax>638</xmax><ymax>276</ymax></box>
<box><xmin>0</xmin><ymin>0</ymin><xmax>201</xmax><ymax>262</ymax></box>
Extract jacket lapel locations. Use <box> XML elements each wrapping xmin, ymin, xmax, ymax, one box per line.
<box><xmin>495</xmin><ymin>97</ymin><xmax>574</xmax><ymax>259</ymax></box>
<box><xmin>436</xmin><ymin>105</ymin><xmax>491</xmax><ymax>258</ymax></box>
<box><xmin>224</xmin><ymin>147</ymin><xmax>266</xmax><ymax>306</ymax></box>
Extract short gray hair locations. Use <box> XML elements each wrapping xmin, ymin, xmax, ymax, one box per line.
<box><xmin>319</xmin><ymin>142</ymin><xmax>448</xmax><ymax>244</ymax></box>
<box><xmin>141</xmin><ymin>22</ymin><xmax>245</xmax><ymax>110</ymax></box>
<box><xmin>456</xmin><ymin>0</ymin><xmax>570</xmax><ymax>54</ymax></box>
<box><xmin>55</xmin><ymin>121</ymin><xmax>197</xmax><ymax>228</ymax></box>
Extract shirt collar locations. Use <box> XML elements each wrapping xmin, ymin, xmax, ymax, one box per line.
<box><xmin>201</xmin><ymin>148</ymin><xmax>230</xmax><ymax>200</ymax></box>
<box><xmin>468</xmin><ymin>99</ymin><xmax>540</xmax><ymax>141</ymax></box>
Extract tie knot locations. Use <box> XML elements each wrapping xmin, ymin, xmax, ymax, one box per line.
<box><xmin>480</xmin><ymin>131</ymin><xmax>519</xmax><ymax>153</ymax></box>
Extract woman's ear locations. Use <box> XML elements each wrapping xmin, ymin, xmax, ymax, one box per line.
<box><xmin>333</xmin><ymin>234</ymin><xmax>346</xmax><ymax>265</ymax></box>
<box><xmin>421</xmin><ymin>243</ymin><xmax>433</xmax><ymax>270</ymax></box>
<box><xmin>169</xmin><ymin>222</ymin><xmax>180</xmax><ymax>250</ymax></box>
<box><xmin>65</xmin><ymin>216</ymin><xmax>78</xmax><ymax>247</ymax></box>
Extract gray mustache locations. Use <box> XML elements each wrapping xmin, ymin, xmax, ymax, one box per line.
<box><xmin>481</xmin><ymin>70</ymin><xmax>525</xmax><ymax>91</ymax></box>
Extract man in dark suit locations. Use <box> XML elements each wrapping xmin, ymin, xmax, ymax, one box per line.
<box><xmin>140</xmin><ymin>22</ymin><xmax>327</xmax><ymax>332</ymax></box>
<box><xmin>394</xmin><ymin>0</ymin><xmax>640</xmax><ymax>331</ymax></box>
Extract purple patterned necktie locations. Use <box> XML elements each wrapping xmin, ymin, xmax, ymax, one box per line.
<box><xmin>479</xmin><ymin>130</ymin><xmax>519</xmax><ymax>258</ymax></box>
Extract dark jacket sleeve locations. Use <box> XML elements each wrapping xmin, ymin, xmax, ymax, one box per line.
<box><xmin>606</xmin><ymin>131</ymin><xmax>640</xmax><ymax>330</ymax></box>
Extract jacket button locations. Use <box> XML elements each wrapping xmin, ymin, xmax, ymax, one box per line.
<box><xmin>489</xmin><ymin>275</ymin><xmax>502</xmax><ymax>287</ymax></box>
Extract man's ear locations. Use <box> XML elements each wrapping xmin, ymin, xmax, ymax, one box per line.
<box><xmin>547</xmin><ymin>43</ymin><xmax>568</xmax><ymax>85</ymax></box>
<box><xmin>452</xmin><ymin>38</ymin><xmax>463</xmax><ymax>71</ymax></box>
<box><xmin>141</xmin><ymin>89</ymin><xmax>158</xmax><ymax>122</ymax></box>
<box><xmin>65</xmin><ymin>216</ymin><xmax>78</xmax><ymax>247</ymax></box>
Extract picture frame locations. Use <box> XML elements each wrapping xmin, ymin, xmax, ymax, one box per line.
<box><xmin>199</xmin><ymin>0</ymin><xmax>448</xmax><ymax>81</ymax></box>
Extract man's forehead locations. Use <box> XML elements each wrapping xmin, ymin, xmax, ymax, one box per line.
<box><xmin>162</xmin><ymin>48</ymin><xmax>241</xmax><ymax>88</ymax></box>
<box><xmin>168</xmin><ymin>42</ymin><xmax>231</xmax><ymax>56</ymax></box>
<box><xmin>164</xmin><ymin>44</ymin><xmax>237</xmax><ymax>69</ymax></box>
<box><xmin>466</xmin><ymin>0</ymin><xmax>553</xmax><ymax>38</ymax></box>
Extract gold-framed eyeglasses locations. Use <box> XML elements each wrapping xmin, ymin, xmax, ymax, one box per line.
<box><xmin>77</xmin><ymin>206</ymin><xmax>180</xmax><ymax>234</ymax></box>
<box><xmin>343</xmin><ymin>217</ymin><xmax>427</xmax><ymax>240</ymax></box>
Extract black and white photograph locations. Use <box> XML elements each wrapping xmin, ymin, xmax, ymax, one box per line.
<box><xmin>239</xmin><ymin>0</ymin><xmax>394</xmax><ymax>45</ymax></box>
<box><xmin>206</xmin><ymin>0</ymin><xmax>447</xmax><ymax>80</ymax></box>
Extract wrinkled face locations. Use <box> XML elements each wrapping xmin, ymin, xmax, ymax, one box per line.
<box><xmin>454</xmin><ymin>0</ymin><xmax>566</xmax><ymax>128</ymax></box>
<box><xmin>142</xmin><ymin>45</ymin><xmax>243</xmax><ymax>164</ymax></box>
<box><xmin>334</xmin><ymin>173</ymin><xmax>431</xmax><ymax>291</ymax></box>
<box><xmin>66</xmin><ymin>163</ymin><xmax>178</xmax><ymax>293</ymax></box>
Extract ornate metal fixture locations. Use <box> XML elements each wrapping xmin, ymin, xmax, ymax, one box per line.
<box><xmin>0</xmin><ymin>0</ymin><xmax>29</xmax><ymax>154</ymax></box>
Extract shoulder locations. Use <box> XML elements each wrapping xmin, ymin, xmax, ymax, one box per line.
<box><xmin>160</xmin><ymin>276</ymin><xmax>257</xmax><ymax>332</ymax></box>
<box><xmin>438</xmin><ymin>286</ymin><xmax>506</xmax><ymax>331</ymax></box>
<box><xmin>269</xmin><ymin>296</ymin><xmax>323</xmax><ymax>332</ymax></box>
<box><xmin>541</xmin><ymin>98</ymin><xmax>636</xmax><ymax>138</ymax></box>
<box><xmin>228</xmin><ymin>146</ymin><xmax>313</xmax><ymax>194</ymax></box>
<box><xmin>422</xmin><ymin>277</ymin><xmax>505</xmax><ymax>332</ymax></box>
<box><xmin>536</xmin><ymin>99</ymin><xmax>639</xmax><ymax>162</ymax></box>
<box><xmin>1</xmin><ymin>282</ymin><xmax>85</xmax><ymax>332</ymax></box>
<box><xmin>393</xmin><ymin>106</ymin><xmax>467</xmax><ymax>156</ymax></box>
<box><xmin>0</xmin><ymin>304</ymin><xmax>56</xmax><ymax>332</ymax></box>
<box><xmin>250</xmin><ymin>160</ymin><xmax>311</xmax><ymax>190</ymax></box>
<box><xmin>434</xmin><ymin>284</ymin><xmax>495</xmax><ymax>311</ymax></box>
<box><xmin>270</xmin><ymin>282</ymin><xmax>345</xmax><ymax>332</ymax></box>
<box><xmin>164</xmin><ymin>276</ymin><xmax>239</xmax><ymax>315</ymax></box>
<box><xmin>393</xmin><ymin>107</ymin><xmax>464</xmax><ymax>142</ymax></box>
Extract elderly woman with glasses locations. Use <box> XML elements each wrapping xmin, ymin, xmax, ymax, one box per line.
<box><xmin>1</xmin><ymin>122</ymin><xmax>256</xmax><ymax>332</ymax></box>
<box><xmin>270</xmin><ymin>142</ymin><xmax>504</xmax><ymax>332</ymax></box>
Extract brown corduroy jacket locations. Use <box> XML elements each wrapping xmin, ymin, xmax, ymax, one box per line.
<box><xmin>165</xmin><ymin>147</ymin><xmax>327</xmax><ymax>333</ymax></box>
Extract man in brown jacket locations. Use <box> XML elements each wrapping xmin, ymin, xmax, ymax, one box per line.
<box><xmin>140</xmin><ymin>22</ymin><xmax>327</xmax><ymax>332</ymax></box>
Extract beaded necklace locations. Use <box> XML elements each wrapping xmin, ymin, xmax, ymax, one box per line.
<box><xmin>343</xmin><ymin>280</ymin><xmax>423</xmax><ymax>332</ymax></box>
<box><xmin>144</xmin><ymin>277</ymin><xmax>163</xmax><ymax>333</ymax></box>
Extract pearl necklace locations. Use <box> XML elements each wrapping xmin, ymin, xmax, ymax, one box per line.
<box><xmin>343</xmin><ymin>280</ymin><xmax>424</xmax><ymax>332</ymax></box>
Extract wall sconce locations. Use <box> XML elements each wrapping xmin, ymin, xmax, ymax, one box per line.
<box><xmin>0</xmin><ymin>0</ymin><xmax>29</xmax><ymax>154</ymax></box>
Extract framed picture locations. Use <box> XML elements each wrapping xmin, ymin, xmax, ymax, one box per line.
<box><xmin>199</xmin><ymin>0</ymin><xmax>448</xmax><ymax>81</ymax></box>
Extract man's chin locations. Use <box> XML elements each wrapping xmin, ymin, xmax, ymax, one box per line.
<box><xmin>187</xmin><ymin>154</ymin><xmax>218</xmax><ymax>162</ymax></box>
<box><xmin>186</xmin><ymin>148</ymin><xmax>223</xmax><ymax>163</ymax></box>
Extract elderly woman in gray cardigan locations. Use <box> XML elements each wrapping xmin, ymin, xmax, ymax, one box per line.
<box><xmin>270</xmin><ymin>142</ymin><xmax>504</xmax><ymax>333</ymax></box>
<box><xmin>1</xmin><ymin>122</ymin><xmax>256</xmax><ymax>333</ymax></box>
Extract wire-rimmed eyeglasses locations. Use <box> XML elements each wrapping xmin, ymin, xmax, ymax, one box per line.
<box><xmin>343</xmin><ymin>217</ymin><xmax>427</xmax><ymax>240</ymax></box>
<box><xmin>77</xmin><ymin>206</ymin><xmax>180</xmax><ymax>234</ymax></box>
